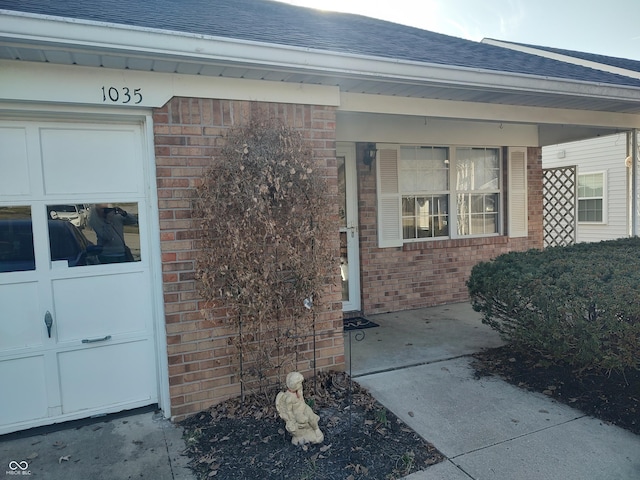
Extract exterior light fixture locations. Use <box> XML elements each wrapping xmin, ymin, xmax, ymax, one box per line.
<box><xmin>363</xmin><ymin>143</ymin><xmax>377</xmax><ymax>170</ymax></box>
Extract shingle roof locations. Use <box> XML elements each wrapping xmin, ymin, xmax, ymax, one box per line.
<box><xmin>489</xmin><ymin>40</ymin><xmax>640</xmax><ymax>74</ymax></box>
<box><xmin>3</xmin><ymin>0</ymin><xmax>640</xmax><ymax>88</ymax></box>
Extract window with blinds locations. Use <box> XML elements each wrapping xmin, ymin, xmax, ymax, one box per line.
<box><xmin>376</xmin><ymin>145</ymin><xmax>527</xmax><ymax>247</ymax></box>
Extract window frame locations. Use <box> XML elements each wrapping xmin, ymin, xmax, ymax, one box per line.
<box><xmin>399</xmin><ymin>145</ymin><xmax>451</xmax><ymax>240</ymax></box>
<box><xmin>577</xmin><ymin>170</ymin><xmax>607</xmax><ymax>224</ymax></box>
<box><xmin>397</xmin><ymin>144</ymin><xmax>503</xmax><ymax>243</ymax></box>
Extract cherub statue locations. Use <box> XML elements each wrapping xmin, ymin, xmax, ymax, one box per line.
<box><xmin>275</xmin><ymin>372</ymin><xmax>324</xmax><ymax>446</ymax></box>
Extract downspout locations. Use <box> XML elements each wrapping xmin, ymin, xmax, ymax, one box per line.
<box><xmin>632</xmin><ymin>129</ymin><xmax>638</xmax><ymax>237</ymax></box>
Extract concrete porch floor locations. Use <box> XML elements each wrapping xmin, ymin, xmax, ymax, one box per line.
<box><xmin>345</xmin><ymin>302</ymin><xmax>504</xmax><ymax>377</ymax></box>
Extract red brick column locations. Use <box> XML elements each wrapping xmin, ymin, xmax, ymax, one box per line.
<box><xmin>153</xmin><ymin>98</ymin><xmax>343</xmax><ymax>420</ymax></box>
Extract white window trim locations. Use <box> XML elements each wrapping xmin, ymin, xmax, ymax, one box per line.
<box><xmin>577</xmin><ymin>170</ymin><xmax>607</xmax><ymax>225</ymax></box>
<box><xmin>377</xmin><ymin>144</ymin><xmax>507</xmax><ymax>247</ymax></box>
<box><xmin>450</xmin><ymin>147</ymin><xmax>502</xmax><ymax>240</ymax></box>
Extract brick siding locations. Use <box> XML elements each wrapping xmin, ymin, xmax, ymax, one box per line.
<box><xmin>357</xmin><ymin>145</ymin><xmax>544</xmax><ymax>314</ymax></box>
<box><xmin>152</xmin><ymin>99</ymin><xmax>545</xmax><ymax>417</ymax></box>
<box><xmin>153</xmin><ymin>98</ymin><xmax>343</xmax><ymax>420</ymax></box>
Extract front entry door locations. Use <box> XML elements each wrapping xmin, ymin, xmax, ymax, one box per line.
<box><xmin>337</xmin><ymin>144</ymin><xmax>361</xmax><ymax>311</ymax></box>
<box><xmin>0</xmin><ymin>119</ymin><xmax>158</xmax><ymax>434</ymax></box>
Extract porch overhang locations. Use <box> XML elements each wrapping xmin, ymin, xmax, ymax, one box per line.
<box><xmin>2</xmin><ymin>10</ymin><xmax>640</xmax><ymax>145</ymax></box>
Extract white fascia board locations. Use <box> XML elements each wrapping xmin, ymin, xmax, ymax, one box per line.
<box><xmin>0</xmin><ymin>59</ymin><xmax>340</xmax><ymax>107</ymax></box>
<box><xmin>340</xmin><ymin>92</ymin><xmax>640</xmax><ymax>129</ymax></box>
<box><xmin>4</xmin><ymin>11</ymin><xmax>640</xmax><ymax>104</ymax></box>
<box><xmin>483</xmin><ymin>39</ymin><xmax>640</xmax><ymax>81</ymax></box>
<box><xmin>336</xmin><ymin>111</ymin><xmax>539</xmax><ymax>146</ymax></box>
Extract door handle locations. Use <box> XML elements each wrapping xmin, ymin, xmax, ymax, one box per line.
<box><xmin>44</xmin><ymin>311</ymin><xmax>53</xmax><ymax>338</ymax></box>
<box><xmin>82</xmin><ymin>335</ymin><xmax>112</xmax><ymax>344</ymax></box>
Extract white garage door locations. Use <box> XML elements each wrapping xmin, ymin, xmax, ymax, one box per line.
<box><xmin>0</xmin><ymin>119</ymin><xmax>159</xmax><ymax>434</ymax></box>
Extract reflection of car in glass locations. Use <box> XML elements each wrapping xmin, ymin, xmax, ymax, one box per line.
<box><xmin>0</xmin><ymin>219</ymin><xmax>101</xmax><ymax>272</ymax></box>
<box><xmin>47</xmin><ymin>205</ymin><xmax>88</xmax><ymax>229</ymax></box>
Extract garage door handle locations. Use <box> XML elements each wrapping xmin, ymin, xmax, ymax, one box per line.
<box><xmin>44</xmin><ymin>311</ymin><xmax>53</xmax><ymax>338</ymax></box>
<box><xmin>82</xmin><ymin>335</ymin><xmax>112</xmax><ymax>344</ymax></box>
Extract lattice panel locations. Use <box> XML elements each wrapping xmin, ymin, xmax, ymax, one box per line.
<box><xmin>543</xmin><ymin>166</ymin><xmax>576</xmax><ymax>248</ymax></box>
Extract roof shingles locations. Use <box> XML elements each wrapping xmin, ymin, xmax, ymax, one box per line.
<box><xmin>3</xmin><ymin>0</ymin><xmax>640</xmax><ymax>87</ymax></box>
<box><xmin>491</xmin><ymin>40</ymin><xmax>640</xmax><ymax>74</ymax></box>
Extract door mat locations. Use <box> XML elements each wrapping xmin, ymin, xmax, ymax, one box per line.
<box><xmin>343</xmin><ymin>316</ymin><xmax>379</xmax><ymax>331</ymax></box>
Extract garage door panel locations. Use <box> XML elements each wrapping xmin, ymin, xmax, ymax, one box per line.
<box><xmin>40</xmin><ymin>127</ymin><xmax>141</xmax><ymax>195</ymax></box>
<box><xmin>58</xmin><ymin>341</ymin><xmax>155</xmax><ymax>414</ymax></box>
<box><xmin>53</xmin><ymin>272</ymin><xmax>149</xmax><ymax>343</ymax></box>
<box><xmin>0</xmin><ymin>127</ymin><xmax>31</xmax><ymax>196</ymax></box>
<box><xmin>0</xmin><ymin>117</ymin><xmax>158</xmax><ymax>434</ymax></box>
<box><xmin>0</xmin><ymin>282</ymin><xmax>42</xmax><ymax>350</ymax></box>
<box><xmin>0</xmin><ymin>356</ymin><xmax>48</xmax><ymax>425</ymax></box>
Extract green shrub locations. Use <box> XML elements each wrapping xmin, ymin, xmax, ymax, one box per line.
<box><xmin>467</xmin><ymin>238</ymin><xmax>640</xmax><ymax>374</ymax></box>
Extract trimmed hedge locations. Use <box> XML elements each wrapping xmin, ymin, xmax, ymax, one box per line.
<box><xmin>467</xmin><ymin>238</ymin><xmax>640</xmax><ymax>374</ymax></box>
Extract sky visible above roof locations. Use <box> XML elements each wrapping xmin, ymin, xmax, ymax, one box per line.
<box><xmin>3</xmin><ymin>0</ymin><xmax>640</xmax><ymax>88</ymax></box>
<box><xmin>277</xmin><ymin>0</ymin><xmax>640</xmax><ymax>62</ymax></box>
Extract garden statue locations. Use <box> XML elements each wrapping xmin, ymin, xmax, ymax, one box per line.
<box><xmin>275</xmin><ymin>372</ymin><xmax>324</xmax><ymax>446</ymax></box>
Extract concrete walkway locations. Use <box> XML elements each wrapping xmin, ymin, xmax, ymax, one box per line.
<box><xmin>351</xmin><ymin>303</ymin><xmax>640</xmax><ymax>480</ymax></box>
<box><xmin>0</xmin><ymin>408</ymin><xmax>194</xmax><ymax>479</ymax></box>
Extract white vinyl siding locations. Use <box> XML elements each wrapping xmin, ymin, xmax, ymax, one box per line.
<box><xmin>542</xmin><ymin>133</ymin><xmax>627</xmax><ymax>242</ymax></box>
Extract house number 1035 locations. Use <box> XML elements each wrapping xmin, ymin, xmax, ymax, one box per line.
<box><xmin>101</xmin><ymin>86</ymin><xmax>143</xmax><ymax>104</ymax></box>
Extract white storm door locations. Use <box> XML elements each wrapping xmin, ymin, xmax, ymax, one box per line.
<box><xmin>337</xmin><ymin>144</ymin><xmax>361</xmax><ymax>312</ymax></box>
<box><xmin>0</xmin><ymin>120</ymin><xmax>158</xmax><ymax>434</ymax></box>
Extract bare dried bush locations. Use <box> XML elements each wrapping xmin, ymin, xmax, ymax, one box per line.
<box><xmin>194</xmin><ymin>118</ymin><xmax>336</xmax><ymax>398</ymax></box>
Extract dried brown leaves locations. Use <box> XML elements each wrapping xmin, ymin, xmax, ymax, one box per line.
<box><xmin>194</xmin><ymin>117</ymin><xmax>336</xmax><ymax>395</ymax></box>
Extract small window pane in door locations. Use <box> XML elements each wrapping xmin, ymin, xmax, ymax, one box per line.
<box><xmin>0</xmin><ymin>206</ymin><xmax>35</xmax><ymax>272</ymax></box>
<box><xmin>338</xmin><ymin>156</ymin><xmax>347</xmax><ymax>228</ymax></box>
<box><xmin>340</xmin><ymin>231</ymin><xmax>349</xmax><ymax>301</ymax></box>
<box><xmin>47</xmin><ymin>202</ymin><xmax>140</xmax><ymax>267</ymax></box>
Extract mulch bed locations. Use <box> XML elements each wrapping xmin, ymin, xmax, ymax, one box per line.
<box><xmin>472</xmin><ymin>345</ymin><xmax>639</xmax><ymax>435</ymax></box>
<box><xmin>180</xmin><ymin>371</ymin><xmax>445</xmax><ymax>479</ymax></box>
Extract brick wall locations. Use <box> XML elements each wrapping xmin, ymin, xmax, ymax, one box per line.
<box><xmin>153</xmin><ymin>98</ymin><xmax>343</xmax><ymax>420</ymax></box>
<box><xmin>357</xmin><ymin>145</ymin><xmax>543</xmax><ymax>314</ymax></box>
